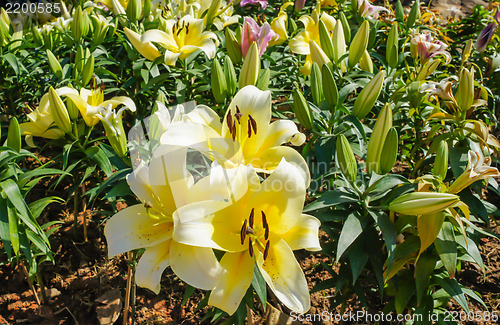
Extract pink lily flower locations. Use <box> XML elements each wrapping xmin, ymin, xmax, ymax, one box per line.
<box><xmin>241</xmin><ymin>17</ymin><xmax>278</xmax><ymax>57</ymax></box>
<box><xmin>240</xmin><ymin>0</ymin><xmax>269</xmax><ymax>9</ymax></box>
<box><xmin>475</xmin><ymin>22</ymin><xmax>497</xmax><ymax>52</ymax></box>
<box><xmin>410</xmin><ymin>33</ymin><xmax>452</xmax><ymax>64</ymax></box>
<box><xmin>358</xmin><ymin>0</ymin><xmax>389</xmax><ymax>19</ymax></box>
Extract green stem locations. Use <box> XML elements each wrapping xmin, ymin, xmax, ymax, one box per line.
<box><xmin>36</xmin><ymin>270</ymin><xmax>48</xmax><ymax>305</ymax></box>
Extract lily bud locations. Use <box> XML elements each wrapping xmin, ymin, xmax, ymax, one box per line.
<box><xmin>462</xmin><ymin>39</ymin><xmax>473</xmax><ymax>63</ymax></box>
<box><xmin>406</xmin><ymin>0</ymin><xmax>420</xmax><ymax>29</ymax></box>
<box><xmin>48</xmin><ymin>87</ymin><xmax>72</xmax><ymax>134</ymax></box>
<box><xmin>336</xmin><ymin>134</ymin><xmax>357</xmax><ymax>182</ymax></box>
<box><xmin>432</xmin><ymin>140</ymin><xmax>449</xmax><ymax>181</ymax></box>
<box><xmin>205</xmin><ymin>0</ymin><xmax>222</xmax><ymax>26</ymax></box>
<box><xmin>348</xmin><ymin>20</ymin><xmax>370</xmax><ymax>69</ymax></box>
<box><xmin>389</xmin><ymin>192</ymin><xmax>460</xmax><ymax>216</ymax></box>
<box><xmin>288</xmin><ymin>16</ymin><xmax>298</xmax><ymax>35</ymax></box>
<box><xmin>1</xmin><ymin>8</ymin><xmax>10</xmax><ymax>25</ymax></box>
<box><xmin>332</xmin><ymin>20</ymin><xmax>346</xmax><ymax>65</ymax></box>
<box><xmin>212</xmin><ymin>58</ymin><xmax>227</xmax><ymax>104</ymax></box>
<box><xmin>46</xmin><ymin>49</ymin><xmax>63</xmax><ymax>79</ymax></box>
<box><xmin>0</xmin><ymin>19</ymin><xmax>10</xmax><ymax>46</ymax></box>
<box><xmin>66</xmin><ymin>97</ymin><xmax>79</xmax><ymax>121</ymax></box>
<box><xmin>339</xmin><ymin>11</ymin><xmax>351</xmax><ymax>42</ymax></box>
<box><xmin>366</xmin><ymin>103</ymin><xmax>392</xmax><ymax>175</ymax></box>
<box><xmin>352</xmin><ymin>70</ymin><xmax>385</xmax><ymax>119</ymax></box>
<box><xmin>225</xmin><ymin>28</ymin><xmax>242</xmax><ymax>64</ymax></box>
<box><xmin>7</xmin><ymin>117</ymin><xmax>21</xmax><ymax>153</ymax></box>
<box><xmin>386</xmin><ymin>24</ymin><xmax>399</xmax><ymax>69</ymax></box>
<box><xmin>456</xmin><ymin>67</ymin><xmax>474</xmax><ymax>112</ymax></box>
<box><xmin>322</xmin><ymin>64</ymin><xmax>338</xmax><ymax>111</ymax></box>
<box><xmin>310</xmin><ymin>62</ymin><xmax>324</xmax><ymax>106</ymax></box>
<box><xmin>126</xmin><ymin>0</ymin><xmax>142</xmax><ymax>23</ymax></box>
<box><xmin>319</xmin><ymin>20</ymin><xmax>334</xmax><ymax>61</ymax></box>
<box><xmin>224</xmin><ymin>55</ymin><xmax>237</xmax><ymax>96</ymax></box>
<box><xmin>416</xmin><ymin>59</ymin><xmax>440</xmax><ymax>81</ymax></box>
<box><xmin>310</xmin><ymin>40</ymin><xmax>331</xmax><ymax>68</ymax></box>
<box><xmin>143</xmin><ymin>0</ymin><xmax>151</xmax><ymax>19</ymax></box>
<box><xmin>395</xmin><ymin>0</ymin><xmax>405</xmax><ymax>23</ymax></box>
<box><xmin>295</xmin><ymin>0</ymin><xmax>306</xmax><ymax>11</ymax></box>
<box><xmin>82</xmin><ymin>54</ymin><xmax>95</xmax><ymax>87</ymax></box>
<box><xmin>380</xmin><ymin>127</ymin><xmax>398</xmax><ymax>174</ymax></box>
<box><xmin>72</xmin><ymin>6</ymin><xmax>90</xmax><ymax>43</ymax></box>
<box><xmin>239</xmin><ymin>42</ymin><xmax>260</xmax><ymax>88</ymax></box>
<box><xmin>292</xmin><ymin>89</ymin><xmax>314</xmax><ymax>130</ymax></box>
<box><xmin>359</xmin><ymin>50</ymin><xmax>373</xmax><ymax>73</ymax></box>
<box><xmin>256</xmin><ymin>68</ymin><xmax>271</xmax><ymax>91</ymax></box>
<box><xmin>31</xmin><ymin>25</ymin><xmax>44</xmax><ymax>47</ymax></box>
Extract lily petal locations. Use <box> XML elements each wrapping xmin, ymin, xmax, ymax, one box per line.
<box><xmin>135</xmin><ymin>239</ymin><xmax>172</xmax><ymax>294</ymax></box>
<box><xmin>282</xmin><ymin>214</ymin><xmax>321</xmax><ymax>251</ymax></box>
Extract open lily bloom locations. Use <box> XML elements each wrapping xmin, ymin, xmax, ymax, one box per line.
<box><xmin>410</xmin><ymin>32</ymin><xmax>452</xmax><ymax>64</ymax></box>
<box><xmin>160</xmin><ymin>86</ymin><xmax>310</xmax><ymax>186</ymax></box>
<box><xmin>421</xmin><ymin>76</ymin><xmax>458</xmax><ymax>106</ymax></box>
<box><xmin>19</xmin><ymin>87</ymin><xmax>79</xmax><ymax>146</ymax></box>
<box><xmin>124</xmin><ymin>27</ymin><xmax>162</xmax><ymax>62</ymax></box>
<box><xmin>289</xmin><ymin>7</ymin><xmax>336</xmax><ymax>74</ymax></box>
<box><xmin>63</xmin><ymin>82</ymin><xmax>136</xmax><ymax>127</ymax></box>
<box><xmin>173</xmin><ymin>160</ymin><xmax>321</xmax><ymax>315</ymax></box>
<box><xmin>240</xmin><ymin>0</ymin><xmax>268</xmax><ymax>9</ymax></box>
<box><xmin>104</xmin><ymin>145</ymin><xmax>223</xmax><ymax>293</ymax></box>
<box><xmin>141</xmin><ymin>15</ymin><xmax>219</xmax><ymax>65</ymax></box>
<box><xmin>447</xmin><ymin>151</ymin><xmax>500</xmax><ymax>194</ymax></box>
<box><xmin>241</xmin><ymin>17</ymin><xmax>278</xmax><ymax>57</ymax></box>
<box><xmin>358</xmin><ymin>0</ymin><xmax>389</xmax><ymax>19</ymax></box>
<box><xmin>213</xmin><ymin>4</ymin><xmax>240</xmax><ymax>31</ymax></box>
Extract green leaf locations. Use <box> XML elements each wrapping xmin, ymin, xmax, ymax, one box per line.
<box><xmin>7</xmin><ymin>202</ymin><xmax>20</xmax><ymax>255</ymax></box>
<box><xmin>435</xmin><ymin>222</ymin><xmax>457</xmax><ymax>278</ymax></box>
<box><xmin>0</xmin><ymin>199</ymin><xmax>13</xmax><ymax>259</ymax></box>
<box><xmin>456</xmin><ymin>234</ymin><xmax>484</xmax><ymax>271</ymax></box>
<box><xmin>85</xmin><ymin>146</ymin><xmax>113</xmax><ymax>177</ymax></box>
<box><xmin>18</xmin><ymin>168</ymin><xmax>69</xmax><ymax>185</ymax></box>
<box><xmin>461</xmin><ymin>287</ymin><xmax>487</xmax><ymax>309</ymax></box>
<box><xmin>415</xmin><ymin>254</ymin><xmax>437</xmax><ymax>305</ymax></box>
<box><xmin>303</xmin><ymin>188</ymin><xmax>359</xmax><ymax>212</ymax></box>
<box><xmin>28</xmin><ymin>197</ymin><xmax>64</xmax><ymax>219</ymax></box>
<box><xmin>436</xmin><ymin>275</ymin><xmax>469</xmax><ymax>312</ymax></box>
<box><xmin>368</xmin><ymin>210</ymin><xmax>397</xmax><ymax>276</ymax></box>
<box><xmin>337</xmin><ymin>211</ymin><xmax>366</xmax><ymax>261</ymax></box>
<box><xmin>2</xmin><ymin>53</ymin><xmax>20</xmax><ymax>75</ymax></box>
<box><xmin>418</xmin><ymin>211</ymin><xmax>445</xmax><ymax>256</ymax></box>
<box><xmin>312</xmin><ymin>278</ymin><xmax>336</xmax><ymax>293</ymax></box>
<box><xmin>395</xmin><ymin>280</ymin><xmax>415</xmax><ymax>314</ymax></box>
<box><xmin>348</xmin><ymin>237</ymin><xmax>369</xmax><ymax>284</ymax></box>
<box><xmin>251</xmin><ymin>261</ymin><xmax>267</xmax><ymax>310</ymax></box>
<box><xmin>181</xmin><ymin>285</ymin><xmax>196</xmax><ymax>306</ymax></box>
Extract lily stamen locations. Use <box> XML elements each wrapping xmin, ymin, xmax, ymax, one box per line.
<box><xmin>249</xmin><ymin>208</ymin><xmax>254</xmax><ymax>228</ymax></box>
<box><xmin>247</xmin><ymin>119</ymin><xmax>252</xmax><ymax>138</ymax></box>
<box><xmin>235</xmin><ymin>106</ymin><xmax>242</xmax><ymax>123</ymax></box>
<box><xmin>240</xmin><ymin>219</ymin><xmax>247</xmax><ymax>244</ymax></box>
<box><xmin>264</xmin><ymin>240</ymin><xmax>270</xmax><ymax>260</ymax></box>
<box><xmin>227</xmin><ymin>113</ymin><xmax>233</xmax><ymax>134</ymax></box>
<box><xmin>248</xmin><ymin>239</ymin><xmax>254</xmax><ymax>257</ymax></box>
<box><xmin>249</xmin><ymin>115</ymin><xmax>257</xmax><ymax>135</ymax></box>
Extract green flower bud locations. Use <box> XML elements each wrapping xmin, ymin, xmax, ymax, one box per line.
<box><xmin>339</xmin><ymin>11</ymin><xmax>351</xmax><ymax>43</ymax></box>
<box><xmin>239</xmin><ymin>42</ymin><xmax>260</xmax><ymax>88</ymax></box>
<box><xmin>310</xmin><ymin>62</ymin><xmax>324</xmax><ymax>106</ymax></box>
<box><xmin>389</xmin><ymin>192</ymin><xmax>459</xmax><ymax>216</ymax></box>
<box><xmin>72</xmin><ymin>6</ymin><xmax>90</xmax><ymax>43</ymax></box>
<box><xmin>48</xmin><ymin>87</ymin><xmax>72</xmax><ymax>134</ymax></box>
<box><xmin>256</xmin><ymin>68</ymin><xmax>271</xmax><ymax>91</ymax></box>
<box><xmin>211</xmin><ymin>57</ymin><xmax>227</xmax><ymax>104</ymax></box>
<box><xmin>348</xmin><ymin>20</ymin><xmax>370</xmax><ymax>69</ymax></box>
<box><xmin>225</xmin><ymin>28</ymin><xmax>242</xmax><ymax>64</ymax></box>
<box><xmin>380</xmin><ymin>127</ymin><xmax>398</xmax><ymax>174</ymax></box>
<box><xmin>46</xmin><ymin>49</ymin><xmax>63</xmax><ymax>79</ymax></box>
<box><xmin>456</xmin><ymin>67</ymin><xmax>474</xmax><ymax>112</ymax></box>
<box><xmin>126</xmin><ymin>0</ymin><xmax>142</xmax><ymax>23</ymax></box>
<box><xmin>352</xmin><ymin>70</ymin><xmax>385</xmax><ymax>119</ymax></box>
<box><xmin>406</xmin><ymin>0</ymin><xmax>420</xmax><ymax>29</ymax></box>
<box><xmin>224</xmin><ymin>55</ymin><xmax>237</xmax><ymax>96</ymax></box>
<box><xmin>205</xmin><ymin>0</ymin><xmax>222</xmax><ymax>26</ymax></box>
<box><xmin>292</xmin><ymin>89</ymin><xmax>314</xmax><ymax>130</ymax></box>
<box><xmin>81</xmin><ymin>54</ymin><xmax>95</xmax><ymax>87</ymax></box>
<box><xmin>319</xmin><ymin>20</ymin><xmax>334</xmax><ymax>61</ymax></box>
<box><xmin>322</xmin><ymin>64</ymin><xmax>338</xmax><ymax>111</ymax></box>
<box><xmin>336</xmin><ymin>134</ymin><xmax>357</xmax><ymax>182</ymax></box>
<box><xmin>366</xmin><ymin>103</ymin><xmax>392</xmax><ymax>174</ymax></box>
<box><xmin>395</xmin><ymin>0</ymin><xmax>405</xmax><ymax>23</ymax></box>
<box><xmin>416</xmin><ymin>59</ymin><xmax>441</xmax><ymax>81</ymax></box>
<box><xmin>359</xmin><ymin>50</ymin><xmax>373</xmax><ymax>73</ymax></box>
<box><xmin>386</xmin><ymin>24</ymin><xmax>399</xmax><ymax>69</ymax></box>
<box><xmin>7</xmin><ymin>117</ymin><xmax>21</xmax><ymax>153</ymax></box>
<box><xmin>433</xmin><ymin>140</ymin><xmax>449</xmax><ymax>181</ymax></box>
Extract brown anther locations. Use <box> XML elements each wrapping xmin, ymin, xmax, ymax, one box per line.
<box><xmin>177</xmin><ymin>27</ymin><xmax>182</xmax><ymax>36</ymax></box>
<box><xmin>144</xmin><ymin>202</ymin><xmax>153</xmax><ymax>209</ymax></box>
<box><xmin>232</xmin><ymin>121</ymin><xmax>236</xmax><ymax>141</ymax></box>
<box><xmin>247</xmin><ymin>119</ymin><xmax>252</xmax><ymax>138</ymax></box>
<box><xmin>249</xmin><ymin>115</ymin><xmax>257</xmax><ymax>135</ymax></box>
<box><xmin>235</xmin><ymin>106</ymin><xmax>242</xmax><ymax>123</ymax></box>
<box><xmin>264</xmin><ymin>225</ymin><xmax>269</xmax><ymax>241</ymax></box>
<box><xmin>227</xmin><ymin>113</ymin><xmax>233</xmax><ymax>134</ymax></box>
<box><xmin>249</xmin><ymin>208</ymin><xmax>255</xmax><ymax>228</ymax></box>
<box><xmin>248</xmin><ymin>239</ymin><xmax>254</xmax><ymax>257</ymax></box>
<box><xmin>185</xmin><ymin>23</ymin><xmax>189</xmax><ymax>34</ymax></box>
<box><xmin>100</xmin><ymin>81</ymin><xmax>105</xmax><ymax>92</ymax></box>
<box><xmin>240</xmin><ymin>219</ymin><xmax>247</xmax><ymax>245</ymax></box>
<box><xmin>264</xmin><ymin>240</ymin><xmax>270</xmax><ymax>260</ymax></box>
<box><xmin>261</xmin><ymin>211</ymin><xmax>268</xmax><ymax>229</ymax></box>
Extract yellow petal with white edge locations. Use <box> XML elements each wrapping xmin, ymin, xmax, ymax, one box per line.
<box><xmin>282</xmin><ymin>214</ymin><xmax>321</xmax><ymax>251</ymax></box>
<box><xmin>102</xmin><ymin>96</ymin><xmax>137</xmax><ymax>112</ymax></box>
<box><xmin>258</xmin><ymin>120</ymin><xmax>305</xmax><ymax>150</ymax></box>
<box><xmin>126</xmin><ymin>161</ymin><xmax>155</xmax><ymax>206</ymax></box>
<box><xmin>289</xmin><ymin>32</ymin><xmax>311</xmax><ymax>55</ymax></box>
<box><xmin>135</xmin><ymin>239</ymin><xmax>172</xmax><ymax>294</ymax></box>
<box><xmin>252</xmin><ymin>146</ymin><xmax>310</xmax><ymax>188</ymax></box>
<box><xmin>209</xmin><ymin>251</ymin><xmax>255</xmax><ymax>315</ymax></box>
<box><xmin>141</xmin><ymin>29</ymin><xmax>177</xmax><ymax>52</ymax></box>
<box><xmin>172</xmin><ymin>200</ymin><xmax>229</xmax><ymax>250</ymax></box>
<box><xmin>169</xmin><ymin>241</ymin><xmax>222</xmax><ymax>290</ymax></box>
<box><xmin>63</xmin><ymin>93</ymin><xmax>99</xmax><ymax>126</ymax></box>
<box><xmin>124</xmin><ymin>27</ymin><xmax>162</xmax><ymax>62</ymax></box>
<box><xmin>184</xmin><ymin>104</ymin><xmax>222</xmax><ymax>134</ymax></box>
<box><xmin>104</xmin><ymin>204</ymin><xmax>173</xmax><ymax>257</ymax></box>
<box><xmin>258</xmin><ymin>239</ymin><xmax>310</xmax><ymax>314</ymax></box>
<box><xmin>163</xmin><ymin>50</ymin><xmax>182</xmax><ymax>66</ymax></box>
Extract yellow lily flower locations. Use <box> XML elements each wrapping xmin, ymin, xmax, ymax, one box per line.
<box><xmin>172</xmin><ymin>160</ymin><xmax>321</xmax><ymax>315</ymax></box>
<box><xmin>104</xmin><ymin>145</ymin><xmax>223</xmax><ymax>293</ymax></box>
<box><xmin>160</xmin><ymin>85</ymin><xmax>310</xmax><ymax>185</ymax></box>
<box><xmin>447</xmin><ymin>151</ymin><xmax>500</xmax><ymax>194</ymax></box>
<box><xmin>124</xmin><ymin>27</ymin><xmax>162</xmax><ymax>61</ymax></box>
<box><xmin>141</xmin><ymin>15</ymin><xmax>219</xmax><ymax>65</ymax></box>
<box><xmin>63</xmin><ymin>82</ymin><xmax>136</xmax><ymax>127</ymax></box>
<box><xmin>19</xmin><ymin>87</ymin><xmax>77</xmax><ymax>146</ymax></box>
<box><xmin>289</xmin><ymin>6</ymin><xmax>336</xmax><ymax>74</ymax></box>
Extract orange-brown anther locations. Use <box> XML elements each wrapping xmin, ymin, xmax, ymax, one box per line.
<box><xmin>227</xmin><ymin>113</ymin><xmax>233</xmax><ymax>134</ymax></box>
<box><xmin>264</xmin><ymin>240</ymin><xmax>270</xmax><ymax>260</ymax></box>
<box><xmin>240</xmin><ymin>219</ymin><xmax>247</xmax><ymax>245</ymax></box>
<box><xmin>261</xmin><ymin>211</ymin><xmax>268</xmax><ymax>229</ymax></box>
<box><xmin>232</xmin><ymin>121</ymin><xmax>236</xmax><ymax>141</ymax></box>
<box><xmin>249</xmin><ymin>208</ymin><xmax>255</xmax><ymax>228</ymax></box>
<box><xmin>264</xmin><ymin>225</ymin><xmax>269</xmax><ymax>241</ymax></box>
<box><xmin>248</xmin><ymin>239</ymin><xmax>254</xmax><ymax>257</ymax></box>
<box><xmin>100</xmin><ymin>81</ymin><xmax>105</xmax><ymax>92</ymax></box>
<box><xmin>249</xmin><ymin>115</ymin><xmax>257</xmax><ymax>135</ymax></box>
<box><xmin>235</xmin><ymin>106</ymin><xmax>242</xmax><ymax>123</ymax></box>
<box><xmin>247</xmin><ymin>119</ymin><xmax>252</xmax><ymax>138</ymax></box>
